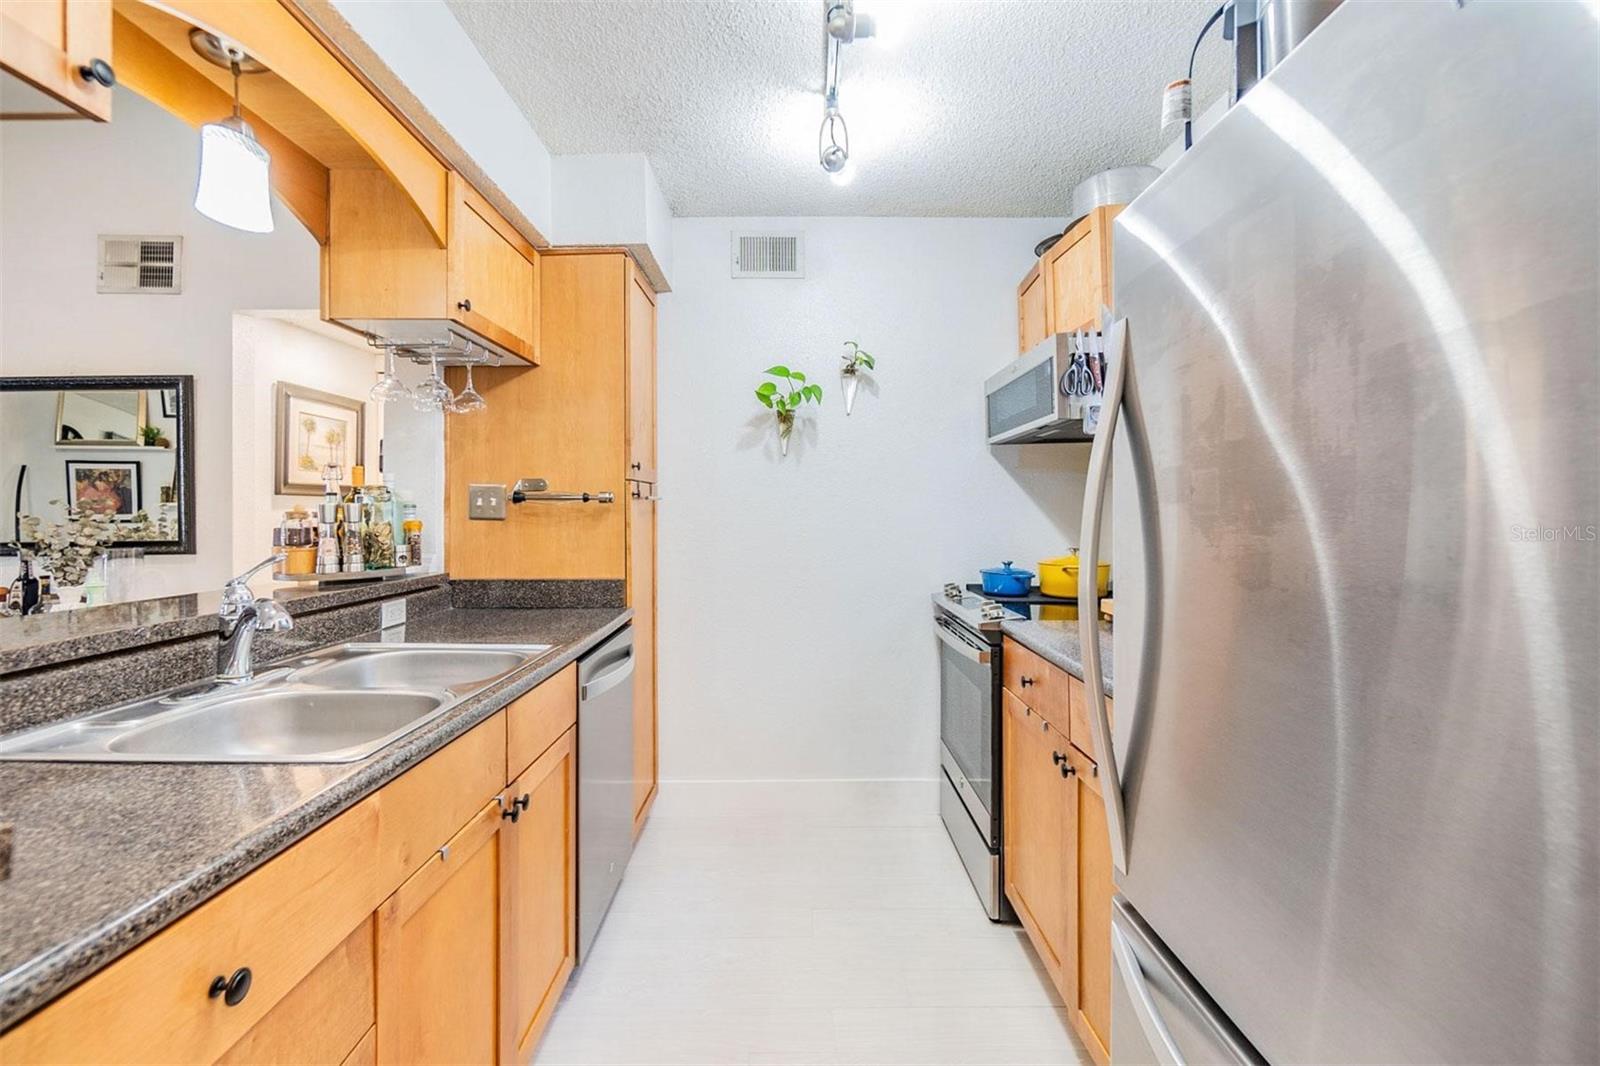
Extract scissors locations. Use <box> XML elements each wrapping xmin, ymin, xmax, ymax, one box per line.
<box><xmin>1064</xmin><ymin>349</ymin><xmax>1091</xmax><ymax>396</ymax></box>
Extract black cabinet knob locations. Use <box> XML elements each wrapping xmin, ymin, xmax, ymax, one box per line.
<box><xmin>457</xmin><ymin>298</ymin><xmax>472</xmax><ymax>312</ymax></box>
<box><xmin>514</xmin><ymin>793</ymin><xmax>530</xmax><ymax>812</ymax></box>
<box><xmin>1060</xmin><ymin>762</ymin><xmax>1076</xmax><ymax>779</ymax></box>
<box><xmin>1019</xmin><ymin>675</ymin><xmax>1035</xmax><ymax>687</ymax></box>
<box><xmin>631</xmin><ymin>462</ymin><xmax>642</xmax><ymax>471</ymax></box>
<box><xmin>78</xmin><ymin>59</ymin><xmax>115</xmax><ymax>88</ymax></box>
<box><xmin>208</xmin><ymin>967</ymin><xmax>252</xmax><ymax>1006</ymax></box>
<box><xmin>501</xmin><ymin>804</ymin><xmax>521</xmax><ymax>823</ymax></box>
<box><xmin>1051</xmin><ymin>750</ymin><xmax>1066</xmax><ymax>765</ymax></box>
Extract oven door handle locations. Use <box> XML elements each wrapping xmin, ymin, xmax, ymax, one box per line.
<box><xmin>935</xmin><ymin>616</ymin><xmax>991</xmax><ymax>664</ymax></box>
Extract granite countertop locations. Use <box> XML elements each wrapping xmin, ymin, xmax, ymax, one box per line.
<box><xmin>0</xmin><ymin>605</ymin><xmax>630</xmax><ymax>1030</ymax></box>
<box><xmin>1000</xmin><ymin>617</ymin><xmax>1115</xmax><ymax>696</ymax></box>
<box><xmin>0</xmin><ymin>573</ymin><xmax>450</xmax><ymax>677</ymax></box>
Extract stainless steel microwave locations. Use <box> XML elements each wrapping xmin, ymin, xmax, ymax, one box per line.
<box><xmin>984</xmin><ymin>332</ymin><xmax>1104</xmax><ymax>444</ymax></box>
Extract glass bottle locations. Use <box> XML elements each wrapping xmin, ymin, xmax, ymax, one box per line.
<box><xmin>362</xmin><ymin>470</ymin><xmax>398</xmax><ymax>570</ymax></box>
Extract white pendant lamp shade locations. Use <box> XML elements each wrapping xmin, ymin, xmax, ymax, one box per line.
<box><xmin>194</xmin><ymin>116</ymin><xmax>274</xmax><ymax>233</ymax></box>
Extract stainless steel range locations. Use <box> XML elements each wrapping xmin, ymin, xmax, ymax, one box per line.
<box><xmin>933</xmin><ymin>584</ymin><xmax>1011</xmax><ymax>920</ymax></box>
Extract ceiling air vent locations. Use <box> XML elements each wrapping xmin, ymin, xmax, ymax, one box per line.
<box><xmin>731</xmin><ymin>232</ymin><xmax>803</xmax><ymax>279</ymax></box>
<box><xmin>97</xmin><ymin>235</ymin><xmax>183</xmax><ymax>295</ymax></box>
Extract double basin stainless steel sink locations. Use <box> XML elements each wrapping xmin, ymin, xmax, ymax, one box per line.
<box><xmin>0</xmin><ymin>643</ymin><xmax>551</xmax><ymax>764</ymax></box>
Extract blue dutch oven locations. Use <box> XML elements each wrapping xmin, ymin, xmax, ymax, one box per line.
<box><xmin>979</xmin><ymin>560</ymin><xmax>1035</xmax><ymax>597</ymax></box>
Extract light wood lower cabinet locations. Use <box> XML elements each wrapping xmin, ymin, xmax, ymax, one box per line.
<box><xmin>1003</xmin><ymin>670</ymin><xmax>1114</xmax><ymax>1066</ymax></box>
<box><xmin>500</xmin><ymin>728</ymin><xmax>578</xmax><ymax>1063</ymax></box>
<box><xmin>215</xmin><ymin>918</ymin><xmax>375</xmax><ymax>1065</ymax></box>
<box><xmin>0</xmin><ymin>800</ymin><xmax>380</xmax><ymax>1065</ymax></box>
<box><xmin>375</xmin><ymin>796</ymin><xmax>505</xmax><ymax>1064</ymax></box>
<box><xmin>2</xmin><ymin>680</ymin><xmax>585</xmax><ymax>1066</ymax></box>
<box><xmin>1067</xmin><ymin>744</ymin><xmax>1113</xmax><ymax>1065</ymax></box>
<box><xmin>1002</xmin><ymin>690</ymin><xmax>1071</xmax><ymax>983</ymax></box>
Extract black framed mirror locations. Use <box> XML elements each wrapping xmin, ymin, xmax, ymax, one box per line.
<box><xmin>1</xmin><ymin>375</ymin><xmax>196</xmax><ymax>555</ymax></box>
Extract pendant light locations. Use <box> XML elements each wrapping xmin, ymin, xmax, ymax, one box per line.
<box><xmin>189</xmin><ymin>30</ymin><xmax>273</xmax><ymax>234</ymax></box>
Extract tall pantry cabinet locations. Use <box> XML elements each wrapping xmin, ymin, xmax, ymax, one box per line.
<box><xmin>443</xmin><ymin>250</ymin><xmax>660</xmax><ymax>833</ymax></box>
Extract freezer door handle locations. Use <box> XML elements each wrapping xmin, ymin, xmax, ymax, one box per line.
<box><xmin>1078</xmin><ymin>310</ymin><xmax>1131</xmax><ymax>875</ymax></box>
<box><xmin>1112</xmin><ymin>921</ymin><xmax>1188</xmax><ymax>1066</ymax></box>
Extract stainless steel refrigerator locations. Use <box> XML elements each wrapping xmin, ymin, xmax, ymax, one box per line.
<box><xmin>1075</xmin><ymin>2</ymin><xmax>1599</xmax><ymax>1062</ymax></box>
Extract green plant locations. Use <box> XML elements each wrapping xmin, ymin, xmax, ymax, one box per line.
<box><xmin>140</xmin><ymin>425</ymin><xmax>161</xmax><ymax>446</ymax></box>
<box><xmin>754</xmin><ymin>365</ymin><xmax>823</xmax><ymax>416</ymax></box>
<box><xmin>840</xmin><ymin>341</ymin><xmax>876</xmax><ymax>372</ymax></box>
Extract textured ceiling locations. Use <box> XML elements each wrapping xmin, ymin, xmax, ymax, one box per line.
<box><xmin>446</xmin><ymin>0</ymin><xmax>1231</xmax><ymax>217</ymax></box>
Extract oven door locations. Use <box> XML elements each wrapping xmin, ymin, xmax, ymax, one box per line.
<box><xmin>935</xmin><ymin>612</ymin><xmax>998</xmax><ymax>845</ymax></box>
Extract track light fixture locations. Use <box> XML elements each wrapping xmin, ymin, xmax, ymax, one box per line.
<box><xmin>818</xmin><ymin>0</ymin><xmax>883</xmax><ymax>182</ymax></box>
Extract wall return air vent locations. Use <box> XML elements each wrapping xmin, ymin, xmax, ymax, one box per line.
<box><xmin>97</xmin><ymin>235</ymin><xmax>183</xmax><ymax>294</ymax></box>
<box><xmin>731</xmin><ymin>232</ymin><xmax>804</xmax><ymax>279</ymax></box>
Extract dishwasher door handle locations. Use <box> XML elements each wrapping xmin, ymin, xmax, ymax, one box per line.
<box><xmin>581</xmin><ymin>650</ymin><xmax>636</xmax><ymax>701</ymax></box>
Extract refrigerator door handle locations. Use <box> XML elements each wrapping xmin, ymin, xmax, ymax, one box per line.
<box><xmin>1079</xmin><ymin>311</ymin><xmax>1131</xmax><ymax>875</ymax></box>
<box><xmin>1113</xmin><ymin>921</ymin><xmax>1188</xmax><ymax>1066</ymax></box>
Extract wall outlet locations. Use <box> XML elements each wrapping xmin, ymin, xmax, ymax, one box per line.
<box><xmin>469</xmin><ymin>483</ymin><xmax>507</xmax><ymax>520</ymax></box>
<box><xmin>380</xmin><ymin>598</ymin><xmax>407</xmax><ymax>629</ymax></box>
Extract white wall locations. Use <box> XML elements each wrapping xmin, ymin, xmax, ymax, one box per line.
<box><xmin>0</xmin><ymin>88</ymin><xmax>320</xmax><ymax>592</ymax></box>
<box><xmin>229</xmin><ymin>312</ymin><xmax>384</xmax><ymax>588</ymax></box>
<box><xmin>330</xmin><ymin>0</ymin><xmax>554</xmax><ymax>238</ymax></box>
<box><xmin>659</xmin><ymin>217</ymin><xmax>1092</xmax><ymax>784</ymax></box>
<box><xmin>550</xmin><ymin>153</ymin><xmax>674</xmax><ymax>282</ymax></box>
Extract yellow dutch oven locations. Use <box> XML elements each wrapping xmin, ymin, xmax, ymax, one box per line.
<box><xmin>1038</xmin><ymin>552</ymin><xmax>1110</xmax><ymax>599</ymax></box>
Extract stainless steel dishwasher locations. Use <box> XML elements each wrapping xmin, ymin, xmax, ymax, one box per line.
<box><xmin>576</xmin><ymin>624</ymin><xmax>635</xmax><ymax>962</ymax></box>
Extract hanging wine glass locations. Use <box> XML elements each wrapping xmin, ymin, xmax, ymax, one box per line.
<box><xmin>370</xmin><ymin>346</ymin><xmax>411</xmax><ymax>404</ymax></box>
<box><xmin>450</xmin><ymin>359</ymin><xmax>487</xmax><ymax>414</ymax></box>
<box><xmin>410</xmin><ymin>351</ymin><xmax>454</xmax><ymax>411</ymax></box>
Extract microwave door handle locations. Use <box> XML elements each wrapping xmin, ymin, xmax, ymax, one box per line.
<box><xmin>935</xmin><ymin>618</ymin><xmax>991</xmax><ymax>665</ymax></box>
<box><xmin>1079</xmin><ymin>313</ymin><xmax>1131</xmax><ymax>876</ymax></box>
<box><xmin>1112</xmin><ymin>922</ymin><xmax>1188</xmax><ymax>1066</ymax></box>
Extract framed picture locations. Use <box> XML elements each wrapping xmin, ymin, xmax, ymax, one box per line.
<box><xmin>159</xmin><ymin>387</ymin><xmax>179</xmax><ymax>419</ymax></box>
<box><xmin>65</xmin><ymin>460</ymin><xmax>142</xmax><ymax>518</ymax></box>
<box><xmin>275</xmin><ymin>382</ymin><xmax>365</xmax><ymax>496</ymax></box>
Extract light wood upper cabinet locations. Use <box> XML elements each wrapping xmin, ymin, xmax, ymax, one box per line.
<box><xmin>326</xmin><ymin>168</ymin><xmax>540</xmax><ymax>363</ymax></box>
<box><xmin>1017</xmin><ymin>260</ymin><xmax>1048</xmax><ymax>354</ymax></box>
<box><xmin>1002</xmin><ymin>690</ymin><xmax>1070</xmax><ymax>982</ymax></box>
<box><xmin>626</xmin><ymin>264</ymin><xmax>658</xmax><ymax>482</ymax></box>
<box><xmin>1</xmin><ymin>0</ymin><xmax>113</xmax><ymax>121</ymax></box>
<box><xmin>447</xmin><ymin>173</ymin><xmax>539</xmax><ymax>360</ymax></box>
<box><xmin>500</xmin><ymin>728</ymin><xmax>578</xmax><ymax>1064</ymax></box>
<box><xmin>375</xmin><ymin>797</ymin><xmax>505</xmax><ymax>1065</ymax></box>
<box><xmin>1043</xmin><ymin>205</ymin><xmax>1123</xmax><ymax>337</ymax></box>
<box><xmin>1017</xmin><ymin>204</ymin><xmax>1125</xmax><ymax>352</ymax></box>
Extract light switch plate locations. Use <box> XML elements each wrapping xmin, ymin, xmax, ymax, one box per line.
<box><xmin>380</xmin><ymin>598</ymin><xmax>406</xmax><ymax>629</ymax></box>
<box><xmin>469</xmin><ymin>483</ymin><xmax>507</xmax><ymax>520</ymax></box>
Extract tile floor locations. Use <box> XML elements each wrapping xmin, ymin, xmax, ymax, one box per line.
<box><xmin>534</xmin><ymin>782</ymin><xmax>1090</xmax><ymax>1065</ymax></box>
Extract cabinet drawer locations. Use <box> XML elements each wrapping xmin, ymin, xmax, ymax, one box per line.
<box><xmin>507</xmin><ymin>665</ymin><xmax>577</xmax><ymax>781</ymax></box>
<box><xmin>1066</xmin><ymin>674</ymin><xmax>1114</xmax><ymax>764</ymax></box>
<box><xmin>216</xmin><ymin>916</ymin><xmax>375</xmax><ymax>1065</ymax></box>
<box><xmin>375</xmin><ymin>711</ymin><xmax>506</xmax><ymax>888</ymax></box>
<box><xmin>0</xmin><ymin>800</ymin><xmax>380</xmax><ymax>1065</ymax></box>
<box><xmin>1003</xmin><ymin>637</ymin><xmax>1070</xmax><ymax>730</ymax></box>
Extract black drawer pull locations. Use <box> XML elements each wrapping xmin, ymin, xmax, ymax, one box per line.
<box><xmin>208</xmin><ymin>966</ymin><xmax>251</xmax><ymax>1006</ymax></box>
